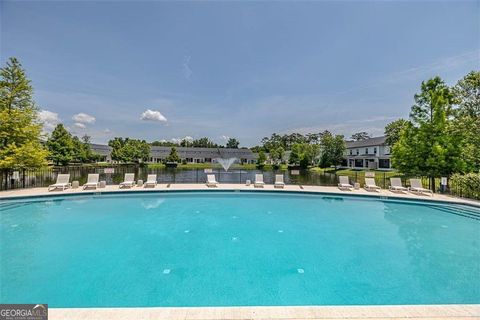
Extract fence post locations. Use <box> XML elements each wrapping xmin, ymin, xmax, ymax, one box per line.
<box><xmin>196</xmin><ymin>168</ymin><xmax>198</xmax><ymax>183</ymax></box>
<box><xmin>383</xmin><ymin>172</ymin><xmax>386</xmax><ymax>189</ymax></box>
<box><xmin>22</xmin><ymin>169</ymin><xmax>26</xmax><ymax>188</ymax></box>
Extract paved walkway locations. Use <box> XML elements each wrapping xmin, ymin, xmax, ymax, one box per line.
<box><xmin>1</xmin><ymin>183</ymin><xmax>479</xmax><ymax>208</ymax></box>
<box><xmin>50</xmin><ymin>304</ymin><xmax>480</xmax><ymax>320</ymax></box>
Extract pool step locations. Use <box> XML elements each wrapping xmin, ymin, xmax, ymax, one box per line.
<box><xmin>432</xmin><ymin>204</ymin><xmax>480</xmax><ymax>221</ymax></box>
<box><xmin>0</xmin><ymin>202</ymin><xmax>28</xmax><ymax>211</ymax></box>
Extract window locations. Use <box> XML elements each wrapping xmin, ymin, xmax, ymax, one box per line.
<box><xmin>349</xmin><ymin>150</ymin><xmax>352</xmax><ymax>155</ymax></box>
<box><xmin>379</xmin><ymin>159</ymin><xmax>390</xmax><ymax>168</ymax></box>
<box><xmin>374</xmin><ymin>147</ymin><xmax>377</xmax><ymax>154</ymax></box>
<box><xmin>365</xmin><ymin>148</ymin><xmax>368</xmax><ymax>154</ymax></box>
<box><xmin>356</xmin><ymin>149</ymin><xmax>359</xmax><ymax>155</ymax></box>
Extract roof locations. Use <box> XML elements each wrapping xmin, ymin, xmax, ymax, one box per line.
<box><xmin>150</xmin><ymin>146</ymin><xmax>257</xmax><ymax>159</ymax></box>
<box><xmin>88</xmin><ymin>144</ymin><xmax>257</xmax><ymax>159</ymax></box>
<box><xmin>345</xmin><ymin>136</ymin><xmax>387</xmax><ymax>148</ymax></box>
<box><xmin>90</xmin><ymin>144</ymin><xmax>112</xmax><ymax>155</ymax></box>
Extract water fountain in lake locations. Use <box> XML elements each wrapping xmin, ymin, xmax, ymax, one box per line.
<box><xmin>216</xmin><ymin>157</ymin><xmax>237</xmax><ymax>172</ymax></box>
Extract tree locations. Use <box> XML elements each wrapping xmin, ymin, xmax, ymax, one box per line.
<box><xmin>180</xmin><ymin>138</ymin><xmax>193</xmax><ymax>147</ymax></box>
<box><xmin>288</xmin><ymin>143</ymin><xmax>319</xmax><ymax>168</ymax></box>
<box><xmin>166</xmin><ymin>147</ymin><xmax>181</xmax><ymax>163</ymax></box>
<box><xmin>226</xmin><ymin>138</ymin><xmax>240</xmax><ymax>148</ymax></box>
<box><xmin>47</xmin><ymin>124</ymin><xmax>75</xmax><ymax>166</ymax></box>
<box><xmin>250</xmin><ymin>145</ymin><xmax>265</xmax><ymax>153</ymax></box>
<box><xmin>108</xmin><ymin>137</ymin><xmax>150</xmax><ymax>163</ymax></box>
<box><xmin>351</xmin><ymin>132</ymin><xmax>371</xmax><ymax>141</ymax></box>
<box><xmin>452</xmin><ymin>71</ymin><xmax>479</xmax><ymax>119</ymax></box>
<box><xmin>70</xmin><ymin>134</ymin><xmax>94</xmax><ymax>163</ymax></box>
<box><xmin>256</xmin><ymin>150</ymin><xmax>266</xmax><ymax>167</ymax></box>
<box><xmin>261</xmin><ymin>132</ymin><xmax>308</xmax><ymax>151</ymax></box>
<box><xmin>283</xmin><ymin>133</ymin><xmax>307</xmax><ymax>149</ymax></box>
<box><xmin>270</xmin><ymin>146</ymin><xmax>285</xmax><ymax>165</ymax></box>
<box><xmin>190</xmin><ymin>137</ymin><xmax>219</xmax><ymax>148</ymax></box>
<box><xmin>151</xmin><ymin>140</ymin><xmax>179</xmax><ymax>147</ymax></box>
<box><xmin>384</xmin><ymin>119</ymin><xmax>409</xmax><ymax>147</ymax></box>
<box><xmin>306</xmin><ymin>133</ymin><xmax>321</xmax><ymax>144</ymax></box>
<box><xmin>72</xmin><ymin>136</ymin><xmax>85</xmax><ymax>163</ymax></box>
<box><xmin>261</xmin><ymin>133</ymin><xmax>283</xmax><ymax>152</ymax></box>
<box><xmin>392</xmin><ymin>76</ymin><xmax>462</xmax><ymax>190</ymax></box>
<box><xmin>301</xmin><ymin>143</ymin><xmax>320</xmax><ymax>168</ymax></box>
<box><xmin>319</xmin><ymin>131</ymin><xmax>346</xmax><ymax>168</ymax></box>
<box><xmin>288</xmin><ymin>143</ymin><xmax>303</xmax><ymax>166</ymax></box>
<box><xmin>451</xmin><ymin>71</ymin><xmax>480</xmax><ymax>172</ymax></box>
<box><xmin>109</xmin><ymin>137</ymin><xmax>126</xmax><ymax>161</ymax></box>
<box><xmin>81</xmin><ymin>134</ymin><xmax>94</xmax><ymax>162</ymax></box>
<box><xmin>0</xmin><ymin>57</ymin><xmax>48</xmax><ymax>170</ymax></box>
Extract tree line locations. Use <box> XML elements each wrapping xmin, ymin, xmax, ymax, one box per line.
<box><xmin>151</xmin><ymin>137</ymin><xmax>241</xmax><ymax>149</ymax></box>
<box><xmin>46</xmin><ymin>124</ymin><xmax>101</xmax><ymax>165</ymax></box>
<box><xmin>385</xmin><ymin>71</ymin><xmax>479</xmax><ymax>189</ymax></box>
<box><xmin>253</xmin><ymin>131</ymin><xmax>346</xmax><ymax>169</ymax></box>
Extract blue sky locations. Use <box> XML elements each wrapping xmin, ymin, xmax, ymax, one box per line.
<box><xmin>1</xmin><ymin>1</ymin><xmax>479</xmax><ymax>146</ymax></box>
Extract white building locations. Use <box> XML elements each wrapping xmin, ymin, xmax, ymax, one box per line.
<box><xmin>90</xmin><ymin>144</ymin><xmax>257</xmax><ymax>164</ymax></box>
<box><xmin>343</xmin><ymin>136</ymin><xmax>392</xmax><ymax>170</ymax></box>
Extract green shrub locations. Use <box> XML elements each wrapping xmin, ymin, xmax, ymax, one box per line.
<box><xmin>449</xmin><ymin>173</ymin><xmax>480</xmax><ymax>200</ymax></box>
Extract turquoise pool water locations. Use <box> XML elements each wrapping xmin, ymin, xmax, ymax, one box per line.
<box><xmin>0</xmin><ymin>192</ymin><xmax>479</xmax><ymax>307</ymax></box>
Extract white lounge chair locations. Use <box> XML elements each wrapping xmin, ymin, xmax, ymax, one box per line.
<box><xmin>119</xmin><ymin>173</ymin><xmax>135</xmax><ymax>188</ymax></box>
<box><xmin>338</xmin><ymin>176</ymin><xmax>353</xmax><ymax>190</ymax></box>
<box><xmin>206</xmin><ymin>174</ymin><xmax>218</xmax><ymax>187</ymax></box>
<box><xmin>389</xmin><ymin>177</ymin><xmax>407</xmax><ymax>192</ymax></box>
<box><xmin>364</xmin><ymin>178</ymin><xmax>381</xmax><ymax>191</ymax></box>
<box><xmin>144</xmin><ymin>174</ymin><xmax>157</xmax><ymax>188</ymax></box>
<box><xmin>254</xmin><ymin>174</ymin><xmax>265</xmax><ymax>188</ymax></box>
<box><xmin>83</xmin><ymin>174</ymin><xmax>99</xmax><ymax>190</ymax></box>
<box><xmin>409</xmin><ymin>179</ymin><xmax>433</xmax><ymax>196</ymax></box>
<box><xmin>48</xmin><ymin>174</ymin><xmax>71</xmax><ymax>191</ymax></box>
<box><xmin>274</xmin><ymin>174</ymin><xmax>285</xmax><ymax>188</ymax></box>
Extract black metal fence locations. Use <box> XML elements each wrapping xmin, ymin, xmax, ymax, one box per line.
<box><xmin>1</xmin><ymin>165</ymin><xmax>465</xmax><ymax>196</ymax></box>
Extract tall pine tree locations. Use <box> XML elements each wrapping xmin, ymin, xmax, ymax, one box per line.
<box><xmin>392</xmin><ymin>76</ymin><xmax>464</xmax><ymax>190</ymax></box>
<box><xmin>47</xmin><ymin>124</ymin><xmax>75</xmax><ymax>165</ymax></box>
<box><xmin>0</xmin><ymin>57</ymin><xmax>48</xmax><ymax>170</ymax></box>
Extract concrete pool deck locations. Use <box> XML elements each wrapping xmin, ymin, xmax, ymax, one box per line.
<box><xmin>49</xmin><ymin>304</ymin><xmax>480</xmax><ymax>320</ymax></box>
<box><xmin>1</xmin><ymin>182</ymin><xmax>479</xmax><ymax>208</ymax></box>
<box><xmin>1</xmin><ymin>184</ymin><xmax>479</xmax><ymax>320</ymax></box>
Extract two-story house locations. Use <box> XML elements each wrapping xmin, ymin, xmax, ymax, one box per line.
<box><xmin>343</xmin><ymin>136</ymin><xmax>392</xmax><ymax>170</ymax></box>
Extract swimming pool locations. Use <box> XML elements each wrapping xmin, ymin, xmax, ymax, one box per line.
<box><xmin>1</xmin><ymin>191</ymin><xmax>479</xmax><ymax>307</ymax></box>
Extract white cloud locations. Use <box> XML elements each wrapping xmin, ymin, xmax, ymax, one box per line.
<box><xmin>103</xmin><ymin>128</ymin><xmax>111</xmax><ymax>134</ymax></box>
<box><xmin>72</xmin><ymin>112</ymin><xmax>96</xmax><ymax>124</ymax></box>
<box><xmin>38</xmin><ymin>110</ymin><xmax>60</xmax><ymax>131</ymax></box>
<box><xmin>140</xmin><ymin>109</ymin><xmax>167</xmax><ymax>122</ymax></box>
<box><xmin>221</xmin><ymin>135</ymin><xmax>229</xmax><ymax>141</ymax></box>
<box><xmin>171</xmin><ymin>136</ymin><xmax>193</xmax><ymax>144</ymax></box>
<box><xmin>73</xmin><ymin>122</ymin><xmax>86</xmax><ymax>129</ymax></box>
